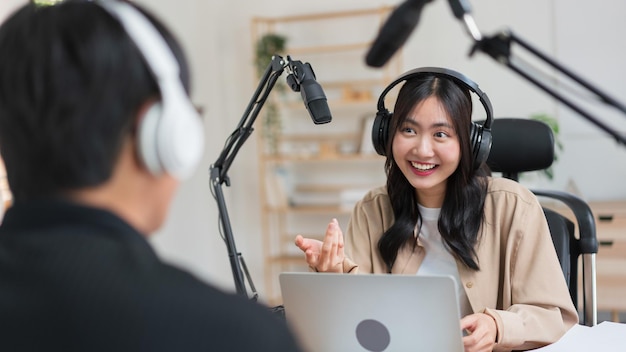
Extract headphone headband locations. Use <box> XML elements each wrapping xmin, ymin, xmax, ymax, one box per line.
<box><xmin>377</xmin><ymin>67</ymin><xmax>493</xmax><ymax>129</ymax></box>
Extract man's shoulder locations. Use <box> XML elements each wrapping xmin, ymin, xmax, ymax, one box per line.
<box><xmin>147</xmin><ymin>262</ymin><xmax>266</xmax><ymax>314</ymax></box>
<box><xmin>118</xmin><ymin>262</ymin><xmax>301</xmax><ymax>350</ymax></box>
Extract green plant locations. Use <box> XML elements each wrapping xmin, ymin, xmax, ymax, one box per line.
<box><xmin>254</xmin><ymin>34</ymin><xmax>287</xmax><ymax>154</ymax></box>
<box><xmin>255</xmin><ymin>34</ymin><xmax>287</xmax><ymax>76</ymax></box>
<box><xmin>33</xmin><ymin>0</ymin><xmax>64</xmax><ymax>6</ymax></box>
<box><xmin>530</xmin><ymin>113</ymin><xmax>563</xmax><ymax>180</ymax></box>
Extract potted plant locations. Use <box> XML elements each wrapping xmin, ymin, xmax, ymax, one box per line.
<box><xmin>254</xmin><ymin>33</ymin><xmax>287</xmax><ymax>154</ymax></box>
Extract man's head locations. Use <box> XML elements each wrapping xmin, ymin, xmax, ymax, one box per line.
<box><xmin>0</xmin><ymin>0</ymin><xmax>203</xmax><ymax>204</ymax></box>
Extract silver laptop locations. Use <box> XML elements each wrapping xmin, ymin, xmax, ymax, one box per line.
<box><xmin>279</xmin><ymin>272</ymin><xmax>464</xmax><ymax>352</ymax></box>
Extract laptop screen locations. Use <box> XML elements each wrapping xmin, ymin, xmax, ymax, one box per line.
<box><xmin>279</xmin><ymin>272</ymin><xmax>464</xmax><ymax>352</ymax></box>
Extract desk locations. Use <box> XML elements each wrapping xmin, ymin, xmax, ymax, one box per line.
<box><xmin>542</xmin><ymin>199</ymin><xmax>626</xmax><ymax>322</ymax></box>
<box><xmin>534</xmin><ymin>322</ymin><xmax>626</xmax><ymax>351</ymax></box>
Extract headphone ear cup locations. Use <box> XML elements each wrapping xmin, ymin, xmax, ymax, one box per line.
<box><xmin>470</xmin><ymin>122</ymin><xmax>492</xmax><ymax>169</ymax></box>
<box><xmin>136</xmin><ymin>98</ymin><xmax>205</xmax><ymax>179</ymax></box>
<box><xmin>155</xmin><ymin>96</ymin><xmax>204</xmax><ymax>179</ymax></box>
<box><xmin>137</xmin><ymin>102</ymin><xmax>164</xmax><ymax>175</ymax></box>
<box><xmin>372</xmin><ymin>110</ymin><xmax>391</xmax><ymax>156</ymax></box>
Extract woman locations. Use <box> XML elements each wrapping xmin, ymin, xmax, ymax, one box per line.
<box><xmin>295</xmin><ymin>68</ymin><xmax>578</xmax><ymax>352</ymax></box>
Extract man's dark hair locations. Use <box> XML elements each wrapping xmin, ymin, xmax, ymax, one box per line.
<box><xmin>0</xmin><ymin>1</ymin><xmax>191</xmax><ymax>201</ymax></box>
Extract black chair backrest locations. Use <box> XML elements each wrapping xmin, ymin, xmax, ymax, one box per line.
<box><xmin>485</xmin><ymin>117</ymin><xmax>555</xmax><ymax>181</ymax></box>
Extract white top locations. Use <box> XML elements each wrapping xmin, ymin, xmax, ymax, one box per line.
<box><xmin>416</xmin><ymin>204</ymin><xmax>473</xmax><ymax>318</ymax></box>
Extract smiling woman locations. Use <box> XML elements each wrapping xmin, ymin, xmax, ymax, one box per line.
<box><xmin>295</xmin><ymin>67</ymin><xmax>579</xmax><ymax>352</ymax></box>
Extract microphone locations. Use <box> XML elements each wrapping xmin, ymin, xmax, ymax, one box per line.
<box><xmin>286</xmin><ymin>58</ymin><xmax>332</xmax><ymax>125</ymax></box>
<box><xmin>365</xmin><ymin>0</ymin><xmax>434</xmax><ymax>68</ymax></box>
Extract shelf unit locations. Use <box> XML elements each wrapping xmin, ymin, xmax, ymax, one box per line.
<box><xmin>251</xmin><ymin>7</ymin><xmax>402</xmax><ymax>304</ymax></box>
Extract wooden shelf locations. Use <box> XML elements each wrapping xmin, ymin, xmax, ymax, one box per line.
<box><xmin>294</xmin><ymin>183</ymin><xmax>378</xmax><ymax>193</ymax></box>
<box><xmin>278</xmin><ymin>79</ymin><xmax>395</xmax><ymax>109</ymax></box>
<box><xmin>253</xmin><ymin>6</ymin><xmax>400</xmax><ymax>304</ymax></box>
<box><xmin>267</xmin><ymin>254</ymin><xmax>306</xmax><ymax>264</ymax></box>
<box><xmin>278</xmin><ymin>132</ymin><xmax>359</xmax><ymax>142</ymax></box>
<box><xmin>264</xmin><ymin>153</ymin><xmax>383</xmax><ymax>163</ymax></box>
<box><xmin>589</xmin><ymin>200</ymin><xmax>626</xmax><ymax>217</ymax></box>
<box><xmin>252</xmin><ymin>7</ymin><xmax>393</xmax><ymax>24</ymax></box>
<box><xmin>265</xmin><ymin>204</ymin><xmax>353</xmax><ymax>214</ymax></box>
<box><xmin>284</xmin><ymin>42</ymin><xmax>373</xmax><ymax>56</ymax></box>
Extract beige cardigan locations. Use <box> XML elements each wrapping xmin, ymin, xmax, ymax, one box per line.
<box><xmin>341</xmin><ymin>177</ymin><xmax>578</xmax><ymax>351</ymax></box>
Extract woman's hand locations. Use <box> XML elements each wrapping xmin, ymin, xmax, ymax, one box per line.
<box><xmin>294</xmin><ymin>218</ymin><xmax>345</xmax><ymax>273</ymax></box>
<box><xmin>460</xmin><ymin>313</ymin><xmax>498</xmax><ymax>352</ymax></box>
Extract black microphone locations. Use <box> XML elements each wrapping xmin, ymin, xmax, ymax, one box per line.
<box><xmin>365</xmin><ymin>0</ymin><xmax>434</xmax><ymax>68</ymax></box>
<box><xmin>286</xmin><ymin>59</ymin><xmax>332</xmax><ymax>125</ymax></box>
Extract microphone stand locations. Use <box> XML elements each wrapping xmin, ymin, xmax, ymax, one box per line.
<box><xmin>209</xmin><ymin>54</ymin><xmax>299</xmax><ymax>300</ymax></box>
<box><xmin>448</xmin><ymin>0</ymin><xmax>626</xmax><ymax>146</ymax></box>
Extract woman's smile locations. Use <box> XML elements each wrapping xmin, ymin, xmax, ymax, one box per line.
<box><xmin>410</xmin><ymin>161</ymin><xmax>438</xmax><ymax>175</ymax></box>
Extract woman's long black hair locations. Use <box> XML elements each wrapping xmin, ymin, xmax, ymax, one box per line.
<box><xmin>377</xmin><ymin>74</ymin><xmax>489</xmax><ymax>271</ymax></box>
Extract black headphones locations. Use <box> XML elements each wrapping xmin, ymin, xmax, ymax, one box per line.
<box><xmin>371</xmin><ymin>67</ymin><xmax>493</xmax><ymax>169</ymax></box>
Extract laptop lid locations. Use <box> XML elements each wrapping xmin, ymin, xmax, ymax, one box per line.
<box><xmin>279</xmin><ymin>272</ymin><xmax>464</xmax><ymax>352</ymax></box>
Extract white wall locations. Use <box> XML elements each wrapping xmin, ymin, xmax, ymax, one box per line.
<box><xmin>1</xmin><ymin>0</ymin><xmax>625</xmax><ymax>302</ymax></box>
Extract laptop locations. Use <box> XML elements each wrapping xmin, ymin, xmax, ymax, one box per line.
<box><xmin>279</xmin><ymin>272</ymin><xmax>464</xmax><ymax>352</ymax></box>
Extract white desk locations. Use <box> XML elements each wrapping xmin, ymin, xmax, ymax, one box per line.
<box><xmin>534</xmin><ymin>322</ymin><xmax>626</xmax><ymax>351</ymax></box>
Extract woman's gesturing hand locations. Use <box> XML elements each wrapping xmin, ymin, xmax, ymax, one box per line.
<box><xmin>294</xmin><ymin>218</ymin><xmax>345</xmax><ymax>273</ymax></box>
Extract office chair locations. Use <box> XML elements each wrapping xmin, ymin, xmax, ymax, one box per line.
<box><xmin>485</xmin><ymin>117</ymin><xmax>598</xmax><ymax>326</ymax></box>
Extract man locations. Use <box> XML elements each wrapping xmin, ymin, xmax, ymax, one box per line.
<box><xmin>0</xmin><ymin>1</ymin><xmax>301</xmax><ymax>350</ymax></box>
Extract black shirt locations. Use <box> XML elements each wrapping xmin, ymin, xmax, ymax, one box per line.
<box><xmin>0</xmin><ymin>199</ymin><xmax>301</xmax><ymax>351</ymax></box>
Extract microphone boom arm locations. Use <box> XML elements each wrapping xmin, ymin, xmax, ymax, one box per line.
<box><xmin>209</xmin><ymin>55</ymin><xmax>289</xmax><ymax>298</ymax></box>
<box><xmin>451</xmin><ymin>0</ymin><xmax>626</xmax><ymax>146</ymax></box>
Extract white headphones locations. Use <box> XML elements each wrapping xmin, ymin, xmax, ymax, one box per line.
<box><xmin>96</xmin><ymin>0</ymin><xmax>205</xmax><ymax>180</ymax></box>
